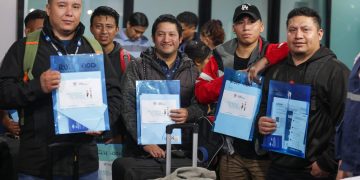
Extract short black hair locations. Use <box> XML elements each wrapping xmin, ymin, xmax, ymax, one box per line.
<box><xmin>176</xmin><ymin>11</ymin><xmax>198</xmax><ymax>28</ymax></box>
<box><xmin>152</xmin><ymin>14</ymin><xmax>183</xmax><ymax>38</ymax></box>
<box><xmin>24</xmin><ymin>9</ymin><xmax>46</xmax><ymax>27</ymax></box>
<box><xmin>286</xmin><ymin>7</ymin><xmax>322</xmax><ymax>29</ymax></box>
<box><xmin>90</xmin><ymin>6</ymin><xmax>120</xmax><ymax>27</ymax></box>
<box><xmin>184</xmin><ymin>40</ymin><xmax>211</xmax><ymax>64</ymax></box>
<box><xmin>128</xmin><ymin>12</ymin><xmax>149</xmax><ymax>27</ymax></box>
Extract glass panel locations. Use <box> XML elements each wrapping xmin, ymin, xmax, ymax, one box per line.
<box><xmin>211</xmin><ymin>0</ymin><xmax>268</xmax><ymax>41</ymax></box>
<box><xmin>330</xmin><ymin>0</ymin><xmax>360</xmax><ymax>68</ymax></box>
<box><xmin>24</xmin><ymin>0</ymin><xmax>124</xmax><ymax>37</ymax></box>
<box><xmin>279</xmin><ymin>0</ymin><xmax>327</xmax><ymax>44</ymax></box>
<box><xmin>134</xmin><ymin>0</ymin><xmax>199</xmax><ymax>44</ymax></box>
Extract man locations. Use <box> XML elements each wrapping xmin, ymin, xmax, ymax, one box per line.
<box><xmin>258</xmin><ymin>7</ymin><xmax>349</xmax><ymax>180</ymax></box>
<box><xmin>176</xmin><ymin>11</ymin><xmax>199</xmax><ymax>52</ymax></box>
<box><xmin>112</xmin><ymin>14</ymin><xmax>205</xmax><ymax>180</ymax></box>
<box><xmin>90</xmin><ymin>6</ymin><xmax>134</xmax><ymax>143</ymax></box>
<box><xmin>114</xmin><ymin>12</ymin><xmax>151</xmax><ymax>58</ymax></box>
<box><xmin>0</xmin><ymin>0</ymin><xmax>121</xmax><ymax>179</ymax></box>
<box><xmin>24</xmin><ymin>9</ymin><xmax>46</xmax><ymax>36</ymax></box>
<box><xmin>336</xmin><ymin>52</ymin><xmax>360</xmax><ymax>179</ymax></box>
<box><xmin>195</xmin><ymin>4</ymin><xmax>288</xmax><ymax>180</ymax></box>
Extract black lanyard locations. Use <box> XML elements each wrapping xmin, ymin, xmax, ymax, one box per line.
<box><xmin>43</xmin><ymin>31</ymin><xmax>81</xmax><ymax>56</ymax></box>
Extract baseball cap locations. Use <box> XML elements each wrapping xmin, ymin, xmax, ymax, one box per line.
<box><xmin>233</xmin><ymin>3</ymin><xmax>261</xmax><ymax>23</ymax></box>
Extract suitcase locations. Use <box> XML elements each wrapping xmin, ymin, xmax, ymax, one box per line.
<box><xmin>165</xmin><ymin>123</ymin><xmax>199</xmax><ymax>176</ymax></box>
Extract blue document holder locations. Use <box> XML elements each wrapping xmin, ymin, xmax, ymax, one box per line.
<box><xmin>262</xmin><ymin>80</ymin><xmax>311</xmax><ymax>158</ymax></box>
<box><xmin>136</xmin><ymin>80</ymin><xmax>181</xmax><ymax>145</ymax></box>
<box><xmin>214</xmin><ymin>68</ymin><xmax>262</xmax><ymax>141</ymax></box>
<box><xmin>51</xmin><ymin>54</ymin><xmax>110</xmax><ymax>134</ymax></box>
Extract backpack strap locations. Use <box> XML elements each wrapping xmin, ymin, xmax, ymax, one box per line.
<box><xmin>23</xmin><ymin>30</ymin><xmax>41</xmax><ymax>81</ymax></box>
<box><xmin>119</xmin><ymin>49</ymin><xmax>131</xmax><ymax>73</ymax></box>
<box><xmin>83</xmin><ymin>36</ymin><xmax>103</xmax><ymax>54</ymax></box>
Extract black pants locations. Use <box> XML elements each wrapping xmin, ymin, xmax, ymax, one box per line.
<box><xmin>112</xmin><ymin>157</ymin><xmax>193</xmax><ymax>180</ymax></box>
<box><xmin>266</xmin><ymin>165</ymin><xmax>335</xmax><ymax>180</ymax></box>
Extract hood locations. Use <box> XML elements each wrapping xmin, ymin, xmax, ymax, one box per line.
<box><xmin>42</xmin><ymin>16</ymin><xmax>85</xmax><ymax>45</ymax></box>
<box><xmin>108</xmin><ymin>41</ymin><xmax>122</xmax><ymax>56</ymax></box>
<box><xmin>287</xmin><ymin>46</ymin><xmax>336</xmax><ymax>66</ymax></box>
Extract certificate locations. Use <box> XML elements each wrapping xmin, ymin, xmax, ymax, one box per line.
<box><xmin>262</xmin><ymin>80</ymin><xmax>311</xmax><ymax>158</ymax></box>
<box><xmin>214</xmin><ymin>68</ymin><xmax>262</xmax><ymax>141</ymax></box>
<box><xmin>51</xmin><ymin>54</ymin><xmax>110</xmax><ymax>134</ymax></box>
<box><xmin>136</xmin><ymin>80</ymin><xmax>181</xmax><ymax>145</ymax></box>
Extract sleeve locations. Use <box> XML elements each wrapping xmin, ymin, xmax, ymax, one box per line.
<box><xmin>103</xmin><ymin>54</ymin><xmax>122</xmax><ymax>137</ymax></box>
<box><xmin>186</xmin><ymin>68</ymin><xmax>207</xmax><ymax>122</ymax></box>
<box><xmin>194</xmin><ymin>55</ymin><xmax>224</xmax><ymax>104</ymax></box>
<box><xmin>119</xmin><ymin>60</ymin><xmax>140</xmax><ymax>141</ymax></box>
<box><xmin>0</xmin><ymin>40</ymin><xmax>45</xmax><ymax>109</ymax></box>
<box><xmin>265</xmin><ymin>42</ymin><xmax>289</xmax><ymax>65</ymax></box>
<box><xmin>316</xmin><ymin>65</ymin><xmax>350</xmax><ymax>172</ymax></box>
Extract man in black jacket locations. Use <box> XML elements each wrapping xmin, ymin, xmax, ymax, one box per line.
<box><xmin>258</xmin><ymin>7</ymin><xmax>349</xmax><ymax>180</ymax></box>
<box><xmin>0</xmin><ymin>0</ymin><xmax>121</xmax><ymax>179</ymax></box>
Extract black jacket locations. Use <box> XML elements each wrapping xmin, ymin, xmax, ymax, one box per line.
<box><xmin>259</xmin><ymin>46</ymin><xmax>350</xmax><ymax>173</ymax></box>
<box><xmin>120</xmin><ymin>47</ymin><xmax>205</xmax><ymax>156</ymax></box>
<box><xmin>0</xmin><ymin>18</ymin><xmax>122</xmax><ymax>177</ymax></box>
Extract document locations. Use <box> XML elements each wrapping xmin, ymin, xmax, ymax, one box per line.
<box><xmin>51</xmin><ymin>54</ymin><xmax>110</xmax><ymax>134</ymax></box>
<box><xmin>214</xmin><ymin>68</ymin><xmax>262</xmax><ymax>141</ymax></box>
<box><xmin>136</xmin><ymin>80</ymin><xmax>181</xmax><ymax>145</ymax></box>
<box><xmin>262</xmin><ymin>80</ymin><xmax>311</xmax><ymax>158</ymax></box>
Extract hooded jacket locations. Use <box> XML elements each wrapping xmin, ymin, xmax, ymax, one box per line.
<box><xmin>0</xmin><ymin>18</ymin><xmax>122</xmax><ymax>177</ymax></box>
<box><xmin>260</xmin><ymin>46</ymin><xmax>350</xmax><ymax>173</ymax></box>
<box><xmin>120</xmin><ymin>47</ymin><xmax>205</xmax><ymax>156</ymax></box>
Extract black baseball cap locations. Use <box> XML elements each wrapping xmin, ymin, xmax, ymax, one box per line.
<box><xmin>233</xmin><ymin>3</ymin><xmax>261</xmax><ymax>23</ymax></box>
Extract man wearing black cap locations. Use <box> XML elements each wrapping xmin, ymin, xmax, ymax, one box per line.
<box><xmin>195</xmin><ymin>3</ymin><xmax>288</xmax><ymax>180</ymax></box>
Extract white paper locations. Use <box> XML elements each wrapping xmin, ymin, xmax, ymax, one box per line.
<box><xmin>219</xmin><ymin>89</ymin><xmax>256</xmax><ymax>119</ymax></box>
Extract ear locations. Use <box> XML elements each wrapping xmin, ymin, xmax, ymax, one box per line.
<box><xmin>25</xmin><ymin>28</ymin><xmax>30</xmax><ymax>36</ymax></box>
<box><xmin>46</xmin><ymin>4</ymin><xmax>50</xmax><ymax>16</ymax></box>
<box><xmin>259</xmin><ymin>21</ymin><xmax>264</xmax><ymax>33</ymax></box>
<box><xmin>318</xmin><ymin>28</ymin><xmax>324</xmax><ymax>41</ymax></box>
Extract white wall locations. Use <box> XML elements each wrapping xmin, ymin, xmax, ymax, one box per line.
<box><xmin>0</xmin><ymin>0</ymin><xmax>17</xmax><ymax>64</ymax></box>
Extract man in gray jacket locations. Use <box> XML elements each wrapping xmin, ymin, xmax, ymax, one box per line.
<box><xmin>112</xmin><ymin>14</ymin><xmax>205</xmax><ymax>180</ymax></box>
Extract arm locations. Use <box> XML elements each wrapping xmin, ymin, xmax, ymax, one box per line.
<box><xmin>194</xmin><ymin>56</ymin><xmax>223</xmax><ymax>104</ymax></box>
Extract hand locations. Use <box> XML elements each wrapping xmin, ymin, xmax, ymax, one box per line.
<box><xmin>85</xmin><ymin>131</ymin><xmax>102</xmax><ymax>136</ymax></box>
<box><xmin>170</xmin><ymin>108</ymin><xmax>188</xmax><ymax>124</ymax></box>
<box><xmin>40</xmin><ymin>69</ymin><xmax>61</xmax><ymax>93</ymax></box>
<box><xmin>2</xmin><ymin>115</ymin><xmax>20</xmax><ymax>135</ymax></box>
<box><xmin>310</xmin><ymin>161</ymin><xmax>330</xmax><ymax>178</ymax></box>
<box><xmin>258</xmin><ymin>116</ymin><xmax>277</xmax><ymax>135</ymax></box>
<box><xmin>248</xmin><ymin>57</ymin><xmax>269</xmax><ymax>82</ymax></box>
<box><xmin>143</xmin><ymin>144</ymin><xmax>165</xmax><ymax>158</ymax></box>
<box><xmin>336</xmin><ymin>160</ymin><xmax>351</xmax><ymax>180</ymax></box>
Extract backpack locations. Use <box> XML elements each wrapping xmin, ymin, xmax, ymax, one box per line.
<box><xmin>23</xmin><ymin>30</ymin><xmax>103</xmax><ymax>82</ymax></box>
<box><xmin>119</xmin><ymin>48</ymin><xmax>131</xmax><ymax>73</ymax></box>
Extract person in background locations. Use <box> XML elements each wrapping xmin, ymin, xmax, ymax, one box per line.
<box><xmin>336</xmin><ymin>52</ymin><xmax>360</xmax><ymax>179</ymax></box>
<box><xmin>114</xmin><ymin>12</ymin><xmax>151</xmax><ymax>58</ymax></box>
<box><xmin>199</xmin><ymin>19</ymin><xmax>225</xmax><ymax>50</ymax></box>
<box><xmin>184</xmin><ymin>40</ymin><xmax>211</xmax><ymax>72</ymax></box>
<box><xmin>0</xmin><ymin>0</ymin><xmax>122</xmax><ymax>179</ymax></box>
<box><xmin>24</xmin><ymin>9</ymin><xmax>47</xmax><ymax>35</ymax></box>
<box><xmin>90</xmin><ymin>6</ymin><xmax>135</xmax><ymax>143</ymax></box>
<box><xmin>177</xmin><ymin>11</ymin><xmax>199</xmax><ymax>52</ymax></box>
<box><xmin>258</xmin><ymin>7</ymin><xmax>349</xmax><ymax>180</ymax></box>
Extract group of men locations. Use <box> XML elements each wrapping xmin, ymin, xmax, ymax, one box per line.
<box><xmin>0</xmin><ymin>0</ymin><xmax>357</xmax><ymax>180</ymax></box>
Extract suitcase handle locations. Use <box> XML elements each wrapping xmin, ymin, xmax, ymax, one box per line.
<box><xmin>165</xmin><ymin>123</ymin><xmax>199</xmax><ymax>176</ymax></box>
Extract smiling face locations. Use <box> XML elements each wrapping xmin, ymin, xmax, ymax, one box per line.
<box><xmin>233</xmin><ymin>16</ymin><xmax>263</xmax><ymax>46</ymax></box>
<box><xmin>46</xmin><ymin>0</ymin><xmax>82</xmax><ymax>40</ymax></box>
<box><xmin>90</xmin><ymin>15</ymin><xmax>119</xmax><ymax>47</ymax></box>
<box><xmin>152</xmin><ymin>22</ymin><xmax>182</xmax><ymax>60</ymax></box>
<box><xmin>287</xmin><ymin>15</ymin><xmax>323</xmax><ymax>61</ymax></box>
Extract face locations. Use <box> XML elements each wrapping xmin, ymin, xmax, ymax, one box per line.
<box><xmin>233</xmin><ymin>16</ymin><xmax>264</xmax><ymax>46</ymax></box>
<box><xmin>90</xmin><ymin>15</ymin><xmax>119</xmax><ymax>47</ymax></box>
<box><xmin>287</xmin><ymin>16</ymin><xmax>323</xmax><ymax>58</ymax></box>
<box><xmin>152</xmin><ymin>22</ymin><xmax>182</xmax><ymax>59</ymax></box>
<box><xmin>46</xmin><ymin>0</ymin><xmax>82</xmax><ymax>39</ymax></box>
<box><xmin>180</xmin><ymin>23</ymin><xmax>196</xmax><ymax>41</ymax></box>
<box><xmin>25</xmin><ymin>18</ymin><xmax>44</xmax><ymax>35</ymax></box>
<box><xmin>126</xmin><ymin>23</ymin><xmax>147</xmax><ymax>41</ymax></box>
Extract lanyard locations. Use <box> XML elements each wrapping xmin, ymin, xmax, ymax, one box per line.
<box><xmin>43</xmin><ymin>31</ymin><xmax>81</xmax><ymax>56</ymax></box>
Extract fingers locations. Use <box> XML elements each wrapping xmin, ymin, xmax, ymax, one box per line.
<box><xmin>40</xmin><ymin>69</ymin><xmax>61</xmax><ymax>93</ymax></box>
<box><xmin>170</xmin><ymin>108</ymin><xmax>188</xmax><ymax>123</ymax></box>
<box><xmin>143</xmin><ymin>145</ymin><xmax>165</xmax><ymax>158</ymax></box>
<box><xmin>258</xmin><ymin>116</ymin><xmax>277</xmax><ymax>135</ymax></box>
